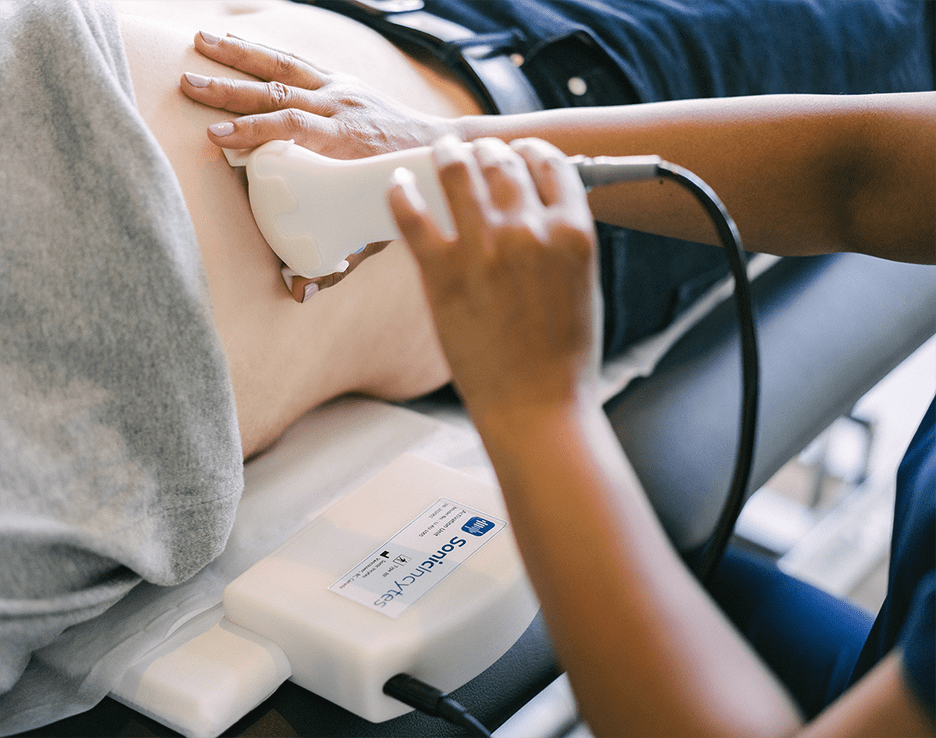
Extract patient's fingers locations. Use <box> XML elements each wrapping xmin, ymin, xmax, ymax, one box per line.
<box><xmin>183</xmin><ymin>32</ymin><xmax>339</xmax><ymax>117</ymax></box>
<box><xmin>201</xmin><ymin>108</ymin><xmax>370</xmax><ymax>160</ymax></box>
<box><xmin>183</xmin><ymin>32</ymin><xmax>445</xmax><ymax>158</ymax></box>
<box><xmin>224</xmin><ymin>33</ymin><xmax>336</xmax><ymax>77</ymax></box>
<box><xmin>288</xmin><ymin>242</ymin><xmax>390</xmax><ymax>302</ymax></box>
<box><xmin>198</xmin><ymin>108</ymin><xmax>318</xmax><ymax>149</ymax></box>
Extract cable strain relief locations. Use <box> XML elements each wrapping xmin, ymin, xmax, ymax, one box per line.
<box><xmin>383</xmin><ymin>673</ymin><xmax>444</xmax><ymax>714</ymax></box>
<box><xmin>436</xmin><ymin>695</ymin><xmax>470</xmax><ymax>723</ymax></box>
<box><xmin>383</xmin><ymin>674</ymin><xmax>491</xmax><ymax>737</ymax></box>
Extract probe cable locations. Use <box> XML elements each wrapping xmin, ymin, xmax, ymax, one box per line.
<box><xmin>576</xmin><ymin>155</ymin><xmax>760</xmax><ymax>584</ymax></box>
<box><xmin>655</xmin><ymin>162</ymin><xmax>760</xmax><ymax>584</ymax></box>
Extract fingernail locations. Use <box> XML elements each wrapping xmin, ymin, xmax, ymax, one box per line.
<box><xmin>184</xmin><ymin>73</ymin><xmax>211</xmax><ymax>88</ymax></box>
<box><xmin>432</xmin><ymin>136</ymin><xmax>464</xmax><ymax>168</ymax></box>
<box><xmin>302</xmin><ymin>282</ymin><xmax>319</xmax><ymax>303</ymax></box>
<box><xmin>281</xmin><ymin>265</ymin><xmax>297</xmax><ymax>292</ymax></box>
<box><xmin>199</xmin><ymin>31</ymin><xmax>222</xmax><ymax>45</ymax></box>
<box><xmin>474</xmin><ymin>141</ymin><xmax>500</xmax><ymax>169</ymax></box>
<box><xmin>208</xmin><ymin>121</ymin><xmax>234</xmax><ymax>137</ymax></box>
<box><xmin>390</xmin><ymin>167</ymin><xmax>427</xmax><ymax>211</ymax></box>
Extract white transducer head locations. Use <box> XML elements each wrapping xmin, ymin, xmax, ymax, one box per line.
<box><xmin>223</xmin><ymin>141</ymin><xmax>456</xmax><ymax>278</ymax></box>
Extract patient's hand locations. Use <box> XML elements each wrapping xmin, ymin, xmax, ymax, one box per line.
<box><xmin>180</xmin><ymin>31</ymin><xmax>452</xmax><ymax>159</ymax></box>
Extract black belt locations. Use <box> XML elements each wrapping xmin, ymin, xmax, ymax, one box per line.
<box><xmin>308</xmin><ymin>0</ymin><xmax>544</xmax><ymax>114</ymax></box>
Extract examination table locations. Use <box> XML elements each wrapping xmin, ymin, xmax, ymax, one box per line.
<box><xmin>22</xmin><ymin>252</ymin><xmax>936</xmax><ymax>738</ymax></box>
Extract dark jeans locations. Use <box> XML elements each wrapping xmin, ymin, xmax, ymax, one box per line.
<box><xmin>418</xmin><ymin>0</ymin><xmax>935</xmax><ymax>355</ymax></box>
<box><xmin>305</xmin><ymin>0</ymin><xmax>934</xmax><ymax>355</ymax></box>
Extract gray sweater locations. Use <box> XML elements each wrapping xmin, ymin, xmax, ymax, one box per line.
<box><xmin>0</xmin><ymin>0</ymin><xmax>243</xmax><ymax>696</ymax></box>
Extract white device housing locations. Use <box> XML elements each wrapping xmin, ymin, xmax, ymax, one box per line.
<box><xmin>224</xmin><ymin>141</ymin><xmax>455</xmax><ymax>278</ymax></box>
<box><xmin>223</xmin><ymin>454</ymin><xmax>538</xmax><ymax>723</ymax></box>
<box><xmin>112</xmin><ymin>455</ymin><xmax>538</xmax><ymax>736</ymax></box>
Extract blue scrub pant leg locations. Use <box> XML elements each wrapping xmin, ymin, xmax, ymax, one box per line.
<box><xmin>707</xmin><ymin>545</ymin><xmax>875</xmax><ymax>719</ymax></box>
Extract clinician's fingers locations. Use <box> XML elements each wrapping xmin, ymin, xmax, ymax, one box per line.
<box><xmin>193</xmin><ymin>32</ymin><xmax>331</xmax><ymax>88</ymax></box>
<box><xmin>388</xmin><ymin>168</ymin><xmax>452</xmax><ymax>271</ymax></box>
<box><xmin>509</xmin><ymin>139</ymin><xmax>599</xmax><ymax>283</ymax></box>
<box><xmin>472</xmin><ymin>138</ymin><xmax>540</xmax><ymax>212</ymax></box>
<box><xmin>511</xmin><ymin>138</ymin><xmax>589</xmax><ymax>212</ymax></box>
<box><xmin>432</xmin><ymin>137</ymin><xmax>491</xmax><ymax>255</ymax></box>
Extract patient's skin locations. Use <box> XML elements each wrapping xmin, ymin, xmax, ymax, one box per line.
<box><xmin>115</xmin><ymin>1</ymin><xmax>483</xmax><ymax>457</ymax></box>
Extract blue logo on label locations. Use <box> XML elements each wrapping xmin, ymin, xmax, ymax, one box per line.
<box><xmin>462</xmin><ymin>517</ymin><xmax>495</xmax><ymax>536</ymax></box>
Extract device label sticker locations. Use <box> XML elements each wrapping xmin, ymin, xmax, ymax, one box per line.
<box><xmin>329</xmin><ymin>498</ymin><xmax>507</xmax><ymax>618</ymax></box>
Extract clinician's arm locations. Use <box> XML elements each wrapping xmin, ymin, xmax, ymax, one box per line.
<box><xmin>180</xmin><ymin>35</ymin><xmax>935</xmax><ymax>265</ymax></box>
<box><xmin>451</xmin><ymin>93</ymin><xmax>935</xmax><ymax>265</ymax></box>
<box><xmin>387</xmin><ymin>136</ymin><xmax>935</xmax><ymax>738</ymax></box>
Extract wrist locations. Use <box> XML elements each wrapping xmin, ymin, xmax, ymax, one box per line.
<box><xmin>445</xmin><ymin>114</ymin><xmax>492</xmax><ymax>145</ymax></box>
<box><xmin>468</xmin><ymin>387</ymin><xmax>597</xmax><ymax>452</ymax></box>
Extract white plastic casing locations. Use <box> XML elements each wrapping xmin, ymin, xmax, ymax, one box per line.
<box><xmin>224</xmin><ymin>141</ymin><xmax>665</xmax><ymax>279</ymax></box>
<box><xmin>224</xmin><ymin>142</ymin><xmax>455</xmax><ymax>278</ymax></box>
<box><xmin>222</xmin><ymin>454</ymin><xmax>539</xmax><ymax>723</ymax></box>
<box><xmin>110</xmin><ymin>609</ymin><xmax>291</xmax><ymax>738</ymax></box>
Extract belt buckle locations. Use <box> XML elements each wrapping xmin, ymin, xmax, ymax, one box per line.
<box><xmin>347</xmin><ymin>0</ymin><xmax>424</xmax><ymax>14</ymax></box>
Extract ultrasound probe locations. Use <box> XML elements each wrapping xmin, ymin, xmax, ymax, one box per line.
<box><xmin>223</xmin><ymin>140</ymin><xmax>663</xmax><ymax>279</ymax></box>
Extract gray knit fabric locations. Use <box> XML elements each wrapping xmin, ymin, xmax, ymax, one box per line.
<box><xmin>0</xmin><ymin>0</ymin><xmax>243</xmax><ymax>695</ymax></box>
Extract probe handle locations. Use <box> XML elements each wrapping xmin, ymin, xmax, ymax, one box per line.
<box><xmin>224</xmin><ymin>141</ymin><xmax>454</xmax><ymax>278</ymax></box>
<box><xmin>223</xmin><ymin>142</ymin><xmax>663</xmax><ymax>278</ymax></box>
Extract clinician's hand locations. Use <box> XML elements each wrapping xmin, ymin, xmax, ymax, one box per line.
<box><xmin>389</xmin><ymin>137</ymin><xmax>601</xmax><ymax>423</ymax></box>
<box><xmin>180</xmin><ymin>31</ymin><xmax>449</xmax><ymax>159</ymax></box>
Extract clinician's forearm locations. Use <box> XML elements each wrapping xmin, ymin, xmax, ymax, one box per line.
<box><xmin>452</xmin><ymin>93</ymin><xmax>935</xmax><ymax>263</ymax></box>
<box><xmin>474</xmin><ymin>400</ymin><xmax>803</xmax><ymax>738</ymax></box>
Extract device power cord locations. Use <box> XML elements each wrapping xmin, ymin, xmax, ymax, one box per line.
<box><xmin>575</xmin><ymin>155</ymin><xmax>760</xmax><ymax>585</ymax></box>
<box><xmin>384</xmin><ymin>673</ymin><xmax>493</xmax><ymax>737</ymax></box>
